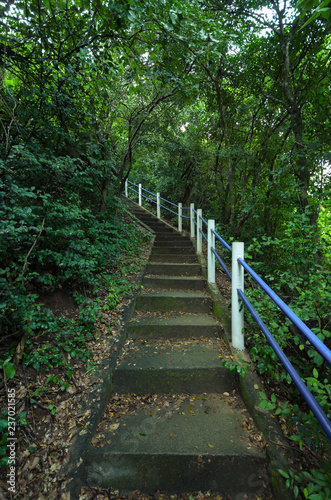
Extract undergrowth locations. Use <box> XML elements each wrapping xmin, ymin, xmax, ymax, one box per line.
<box><xmin>0</xmin><ymin>148</ymin><xmax>151</xmax><ymax>470</ymax></box>
<box><xmin>243</xmin><ymin>219</ymin><xmax>331</xmax><ymax>500</ymax></box>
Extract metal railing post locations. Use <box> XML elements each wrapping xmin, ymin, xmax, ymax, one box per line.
<box><xmin>157</xmin><ymin>193</ymin><xmax>161</xmax><ymax>219</ymax></box>
<box><xmin>197</xmin><ymin>209</ymin><xmax>202</xmax><ymax>254</ymax></box>
<box><xmin>125</xmin><ymin>179</ymin><xmax>128</xmax><ymax>197</ymax></box>
<box><xmin>190</xmin><ymin>203</ymin><xmax>195</xmax><ymax>238</ymax></box>
<box><xmin>232</xmin><ymin>242</ymin><xmax>245</xmax><ymax>350</ymax></box>
<box><xmin>178</xmin><ymin>203</ymin><xmax>182</xmax><ymax>233</ymax></box>
<box><xmin>138</xmin><ymin>183</ymin><xmax>142</xmax><ymax>206</ymax></box>
<box><xmin>208</xmin><ymin>220</ymin><xmax>215</xmax><ymax>283</ymax></box>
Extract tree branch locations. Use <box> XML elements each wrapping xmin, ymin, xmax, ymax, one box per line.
<box><xmin>21</xmin><ymin>216</ymin><xmax>46</xmax><ymax>277</ymax></box>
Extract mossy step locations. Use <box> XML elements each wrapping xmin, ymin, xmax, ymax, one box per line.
<box><xmin>113</xmin><ymin>342</ymin><xmax>236</xmax><ymax>394</ymax></box>
<box><xmin>146</xmin><ymin>226</ymin><xmax>178</xmax><ymax>233</ymax></box>
<box><xmin>127</xmin><ymin>313</ymin><xmax>220</xmax><ymax>339</ymax></box>
<box><xmin>142</xmin><ymin>222</ymin><xmax>169</xmax><ymax>229</ymax></box>
<box><xmin>136</xmin><ymin>291</ymin><xmax>212</xmax><ymax>313</ymax></box>
<box><xmin>150</xmin><ymin>254</ymin><xmax>197</xmax><ymax>263</ymax></box>
<box><xmin>146</xmin><ymin>263</ymin><xmax>201</xmax><ymax>276</ymax></box>
<box><xmin>153</xmin><ymin>240</ymin><xmax>194</xmax><ymax>248</ymax></box>
<box><xmin>154</xmin><ymin>233</ymin><xmax>190</xmax><ymax>241</ymax></box>
<box><xmin>151</xmin><ymin>247</ymin><xmax>195</xmax><ymax>255</ymax></box>
<box><xmin>131</xmin><ymin>213</ymin><xmax>156</xmax><ymax>220</ymax></box>
<box><xmin>83</xmin><ymin>392</ymin><xmax>266</xmax><ymax>494</ymax></box>
<box><xmin>142</xmin><ymin>276</ymin><xmax>205</xmax><ymax>291</ymax></box>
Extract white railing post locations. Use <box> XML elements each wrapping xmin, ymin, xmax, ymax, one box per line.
<box><xmin>157</xmin><ymin>193</ymin><xmax>161</xmax><ymax>219</ymax></box>
<box><xmin>232</xmin><ymin>242</ymin><xmax>245</xmax><ymax>350</ymax></box>
<box><xmin>178</xmin><ymin>202</ymin><xmax>182</xmax><ymax>233</ymax></box>
<box><xmin>197</xmin><ymin>209</ymin><xmax>202</xmax><ymax>254</ymax></box>
<box><xmin>190</xmin><ymin>203</ymin><xmax>195</xmax><ymax>238</ymax></box>
<box><xmin>138</xmin><ymin>183</ymin><xmax>142</xmax><ymax>206</ymax></box>
<box><xmin>125</xmin><ymin>179</ymin><xmax>128</xmax><ymax>197</ymax></box>
<box><xmin>207</xmin><ymin>220</ymin><xmax>215</xmax><ymax>283</ymax></box>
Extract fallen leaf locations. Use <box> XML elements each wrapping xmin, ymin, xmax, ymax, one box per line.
<box><xmin>109</xmin><ymin>423</ymin><xmax>120</xmax><ymax>431</ymax></box>
<box><xmin>91</xmin><ymin>437</ymin><xmax>99</xmax><ymax>447</ymax></box>
<box><xmin>29</xmin><ymin>456</ymin><xmax>39</xmax><ymax>469</ymax></box>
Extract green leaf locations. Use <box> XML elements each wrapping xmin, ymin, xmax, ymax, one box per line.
<box><xmin>313</xmin><ymin>354</ymin><xmax>324</xmax><ymax>367</ymax></box>
<box><xmin>0</xmin><ymin>419</ymin><xmax>8</xmax><ymax>432</ymax></box>
<box><xmin>3</xmin><ymin>361</ymin><xmax>16</xmax><ymax>379</ymax></box>
<box><xmin>278</xmin><ymin>469</ymin><xmax>289</xmax><ymax>479</ymax></box>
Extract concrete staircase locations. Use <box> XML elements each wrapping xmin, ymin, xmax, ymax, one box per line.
<box><xmin>82</xmin><ymin>202</ymin><xmax>267</xmax><ymax>497</ymax></box>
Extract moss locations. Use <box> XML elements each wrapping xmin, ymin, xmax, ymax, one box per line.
<box><xmin>212</xmin><ymin>300</ymin><xmax>229</xmax><ymax>324</ymax></box>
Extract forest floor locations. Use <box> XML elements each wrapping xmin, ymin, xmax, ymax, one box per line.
<box><xmin>0</xmin><ymin>216</ymin><xmax>310</xmax><ymax>500</ymax></box>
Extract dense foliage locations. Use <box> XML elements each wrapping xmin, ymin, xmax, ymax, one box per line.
<box><xmin>0</xmin><ymin>0</ymin><xmax>330</xmax><ymax>497</ymax></box>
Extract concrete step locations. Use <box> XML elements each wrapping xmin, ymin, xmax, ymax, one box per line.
<box><xmin>150</xmin><ymin>254</ymin><xmax>198</xmax><ymax>263</ymax></box>
<box><xmin>152</xmin><ymin>246</ymin><xmax>196</xmax><ymax>255</ymax></box>
<box><xmin>143</xmin><ymin>276</ymin><xmax>205</xmax><ymax>291</ymax></box>
<box><xmin>153</xmin><ymin>240</ymin><xmax>194</xmax><ymax>248</ymax></box>
<box><xmin>131</xmin><ymin>214</ymin><xmax>161</xmax><ymax>225</ymax></box>
<box><xmin>137</xmin><ymin>219</ymin><xmax>166</xmax><ymax>226</ymax></box>
<box><xmin>127</xmin><ymin>313</ymin><xmax>220</xmax><ymax>339</ymax></box>
<box><xmin>130</xmin><ymin>211</ymin><xmax>155</xmax><ymax>219</ymax></box>
<box><xmin>129</xmin><ymin>211</ymin><xmax>178</xmax><ymax>233</ymax></box>
<box><xmin>146</xmin><ymin>226</ymin><xmax>177</xmax><ymax>233</ymax></box>
<box><xmin>136</xmin><ymin>291</ymin><xmax>212</xmax><ymax>313</ymax></box>
<box><xmin>112</xmin><ymin>341</ymin><xmax>237</xmax><ymax>394</ymax></box>
<box><xmin>82</xmin><ymin>392</ymin><xmax>266</xmax><ymax>494</ymax></box>
<box><xmin>131</xmin><ymin>211</ymin><xmax>156</xmax><ymax>217</ymax></box>
<box><xmin>146</xmin><ymin>263</ymin><xmax>201</xmax><ymax>276</ymax></box>
<box><xmin>155</xmin><ymin>233</ymin><xmax>191</xmax><ymax>241</ymax></box>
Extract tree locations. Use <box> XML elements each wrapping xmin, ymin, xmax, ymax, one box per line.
<box><xmin>203</xmin><ymin>0</ymin><xmax>331</xmax><ymax>227</ymax></box>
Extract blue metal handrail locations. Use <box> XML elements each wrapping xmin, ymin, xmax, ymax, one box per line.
<box><xmin>237</xmin><ymin>258</ymin><xmax>331</xmax><ymax>366</ymax></box>
<box><xmin>212</xmin><ymin>246</ymin><xmax>232</xmax><ymax>281</ymax></box>
<box><xmin>141</xmin><ymin>191</ymin><xmax>156</xmax><ymax>205</ymax></box>
<box><xmin>160</xmin><ymin>204</ymin><xmax>177</xmax><ymax>216</ymax></box>
<box><xmin>141</xmin><ymin>186</ymin><xmax>156</xmax><ymax>197</ymax></box>
<box><xmin>212</xmin><ymin>229</ymin><xmax>232</xmax><ymax>253</ymax></box>
<box><xmin>211</xmin><ymin>236</ymin><xmax>331</xmax><ymax>440</ymax></box>
<box><xmin>238</xmin><ymin>289</ymin><xmax>331</xmax><ymax>440</ymax></box>
<box><xmin>200</xmin><ymin>228</ymin><xmax>208</xmax><ymax>243</ymax></box>
<box><xmin>200</xmin><ymin>215</ymin><xmax>208</xmax><ymax>226</ymax></box>
<box><xmin>144</xmin><ymin>196</ymin><xmax>157</xmax><ymax>205</ymax></box>
<box><xmin>159</xmin><ymin>195</ymin><xmax>178</xmax><ymax>208</ymax></box>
